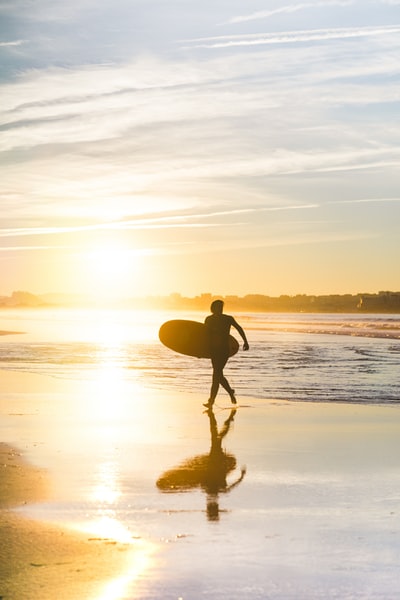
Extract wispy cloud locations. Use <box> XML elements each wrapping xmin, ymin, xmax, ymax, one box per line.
<box><xmin>0</xmin><ymin>203</ymin><xmax>321</xmax><ymax>240</ymax></box>
<box><xmin>183</xmin><ymin>24</ymin><xmax>400</xmax><ymax>49</ymax></box>
<box><xmin>0</xmin><ymin>0</ymin><xmax>100</xmax><ymax>22</ymax></box>
<box><xmin>0</xmin><ymin>245</ymin><xmax>73</xmax><ymax>251</ymax></box>
<box><xmin>329</xmin><ymin>197</ymin><xmax>400</xmax><ymax>205</ymax></box>
<box><xmin>229</xmin><ymin>1</ymin><xmax>353</xmax><ymax>24</ymax></box>
<box><xmin>0</xmin><ymin>40</ymin><xmax>25</xmax><ymax>47</ymax></box>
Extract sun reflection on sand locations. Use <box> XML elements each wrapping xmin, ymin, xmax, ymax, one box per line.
<box><xmin>78</xmin><ymin>514</ymin><xmax>137</xmax><ymax>544</ymax></box>
<box><xmin>75</xmin><ymin>516</ymin><xmax>156</xmax><ymax>600</ymax></box>
<box><xmin>88</xmin><ymin>365</ymin><xmax>133</xmax><ymax>420</ymax></box>
<box><xmin>73</xmin><ymin>348</ymin><xmax>159</xmax><ymax>599</ymax></box>
<box><xmin>94</xmin><ymin>571</ymin><xmax>148</xmax><ymax>600</ymax></box>
<box><xmin>77</xmin><ymin>350</ymin><xmax>163</xmax><ymax>442</ymax></box>
<box><xmin>92</xmin><ymin>460</ymin><xmax>121</xmax><ymax>504</ymax></box>
<box><xmin>1</xmin><ymin>316</ymin><xmax>165</xmax><ymax>600</ymax></box>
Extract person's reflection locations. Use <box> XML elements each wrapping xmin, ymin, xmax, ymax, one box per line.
<box><xmin>156</xmin><ymin>408</ymin><xmax>246</xmax><ymax>521</ymax></box>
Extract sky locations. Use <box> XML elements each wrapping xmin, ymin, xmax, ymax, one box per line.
<box><xmin>1</xmin><ymin>0</ymin><xmax>399</xmax><ymax>300</ymax></box>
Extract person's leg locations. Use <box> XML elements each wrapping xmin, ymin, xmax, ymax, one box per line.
<box><xmin>219</xmin><ymin>372</ymin><xmax>232</xmax><ymax>392</ymax></box>
<box><xmin>219</xmin><ymin>375</ymin><xmax>236</xmax><ymax>403</ymax></box>
<box><xmin>211</xmin><ymin>353</ymin><xmax>236</xmax><ymax>403</ymax></box>
<box><xmin>204</xmin><ymin>354</ymin><xmax>225</xmax><ymax>407</ymax></box>
<box><xmin>210</xmin><ymin>367</ymin><xmax>220</xmax><ymax>402</ymax></box>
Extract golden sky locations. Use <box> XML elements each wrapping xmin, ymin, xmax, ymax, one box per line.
<box><xmin>1</xmin><ymin>1</ymin><xmax>399</xmax><ymax>299</ymax></box>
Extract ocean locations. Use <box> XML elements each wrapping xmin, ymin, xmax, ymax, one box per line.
<box><xmin>1</xmin><ymin>308</ymin><xmax>399</xmax><ymax>405</ymax></box>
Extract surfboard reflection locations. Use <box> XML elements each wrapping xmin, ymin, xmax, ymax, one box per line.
<box><xmin>156</xmin><ymin>409</ymin><xmax>246</xmax><ymax>521</ymax></box>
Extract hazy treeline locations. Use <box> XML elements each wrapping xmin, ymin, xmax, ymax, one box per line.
<box><xmin>148</xmin><ymin>291</ymin><xmax>400</xmax><ymax>313</ymax></box>
<box><xmin>2</xmin><ymin>290</ymin><xmax>400</xmax><ymax>313</ymax></box>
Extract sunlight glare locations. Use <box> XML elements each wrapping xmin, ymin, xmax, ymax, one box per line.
<box><xmin>75</xmin><ymin>517</ymin><xmax>156</xmax><ymax>600</ymax></box>
<box><xmin>80</xmin><ymin>515</ymin><xmax>133</xmax><ymax>543</ymax></box>
<box><xmin>91</xmin><ymin>460</ymin><xmax>121</xmax><ymax>505</ymax></box>
<box><xmin>83</xmin><ymin>243</ymin><xmax>144</xmax><ymax>299</ymax></box>
<box><xmin>93</xmin><ymin>545</ymin><xmax>155</xmax><ymax>600</ymax></box>
<box><xmin>67</xmin><ymin>309</ymin><xmax>136</xmax><ymax>344</ymax></box>
<box><xmin>89</xmin><ymin>365</ymin><xmax>132</xmax><ymax>421</ymax></box>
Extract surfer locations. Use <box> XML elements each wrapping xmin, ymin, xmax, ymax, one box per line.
<box><xmin>203</xmin><ymin>299</ymin><xmax>249</xmax><ymax>409</ymax></box>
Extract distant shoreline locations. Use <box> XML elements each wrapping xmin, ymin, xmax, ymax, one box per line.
<box><xmin>1</xmin><ymin>290</ymin><xmax>400</xmax><ymax>313</ymax></box>
<box><xmin>0</xmin><ymin>330</ymin><xmax>24</xmax><ymax>336</ymax></box>
<box><xmin>1</xmin><ymin>305</ymin><xmax>400</xmax><ymax>314</ymax></box>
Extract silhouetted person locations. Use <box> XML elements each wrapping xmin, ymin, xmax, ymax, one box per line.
<box><xmin>156</xmin><ymin>408</ymin><xmax>246</xmax><ymax>521</ymax></box>
<box><xmin>203</xmin><ymin>300</ymin><xmax>249</xmax><ymax>409</ymax></box>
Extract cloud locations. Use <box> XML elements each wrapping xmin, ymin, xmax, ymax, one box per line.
<box><xmin>1</xmin><ymin>37</ymin><xmax>398</xmax><ymax>158</ymax></box>
<box><xmin>183</xmin><ymin>24</ymin><xmax>400</xmax><ymax>49</ymax></box>
<box><xmin>0</xmin><ymin>40</ymin><xmax>25</xmax><ymax>47</ymax></box>
<box><xmin>229</xmin><ymin>1</ymin><xmax>353</xmax><ymax>24</ymax></box>
<box><xmin>330</xmin><ymin>197</ymin><xmax>400</xmax><ymax>205</ymax></box>
<box><xmin>0</xmin><ymin>245</ymin><xmax>72</xmax><ymax>251</ymax></box>
<box><xmin>0</xmin><ymin>203</ymin><xmax>321</xmax><ymax>241</ymax></box>
<box><xmin>1</xmin><ymin>15</ymin><xmax>399</xmax><ymax>257</ymax></box>
<box><xmin>0</xmin><ymin>0</ymin><xmax>100</xmax><ymax>22</ymax></box>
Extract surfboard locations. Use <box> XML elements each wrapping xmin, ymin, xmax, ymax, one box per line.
<box><xmin>156</xmin><ymin>453</ymin><xmax>237</xmax><ymax>492</ymax></box>
<box><xmin>158</xmin><ymin>319</ymin><xmax>239</xmax><ymax>359</ymax></box>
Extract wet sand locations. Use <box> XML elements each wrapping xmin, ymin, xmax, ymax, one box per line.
<box><xmin>1</xmin><ymin>369</ymin><xmax>400</xmax><ymax>599</ymax></box>
<box><xmin>0</xmin><ymin>442</ymin><xmax>148</xmax><ymax>600</ymax></box>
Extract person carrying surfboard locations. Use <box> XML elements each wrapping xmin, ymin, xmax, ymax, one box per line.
<box><xmin>203</xmin><ymin>299</ymin><xmax>249</xmax><ymax>409</ymax></box>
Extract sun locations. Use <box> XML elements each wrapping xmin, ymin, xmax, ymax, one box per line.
<box><xmin>83</xmin><ymin>243</ymin><xmax>142</xmax><ymax>299</ymax></box>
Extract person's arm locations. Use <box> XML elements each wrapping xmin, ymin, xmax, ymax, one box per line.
<box><xmin>231</xmin><ymin>319</ymin><xmax>249</xmax><ymax>351</ymax></box>
<box><xmin>226</xmin><ymin>466</ymin><xmax>247</xmax><ymax>492</ymax></box>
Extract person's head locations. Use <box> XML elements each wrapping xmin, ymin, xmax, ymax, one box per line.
<box><xmin>210</xmin><ymin>299</ymin><xmax>224</xmax><ymax>315</ymax></box>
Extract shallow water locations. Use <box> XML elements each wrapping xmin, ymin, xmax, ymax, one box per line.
<box><xmin>0</xmin><ymin>308</ymin><xmax>399</xmax><ymax>405</ymax></box>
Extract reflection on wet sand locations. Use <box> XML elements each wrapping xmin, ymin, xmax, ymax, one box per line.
<box><xmin>157</xmin><ymin>409</ymin><xmax>246</xmax><ymax>521</ymax></box>
<box><xmin>0</xmin><ymin>441</ymin><xmax>155</xmax><ymax>600</ymax></box>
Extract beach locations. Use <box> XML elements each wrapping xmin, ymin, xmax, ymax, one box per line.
<box><xmin>1</xmin><ymin>515</ymin><xmax>141</xmax><ymax>600</ymax></box>
<box><xmin>0</xmin><ymin>371</ymin><xmax>152</xmax><ymax>600</ymax></box>
<box><xmin>1</xmin><ymin>367</ymin><xmax>400</xmax><ymax>599</ymax></box>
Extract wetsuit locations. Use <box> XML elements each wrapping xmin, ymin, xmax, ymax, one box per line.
<box><xmin>204</xmin><ymin>313</ymin><xmax>236</xmax><ymax>402</ymax></box>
